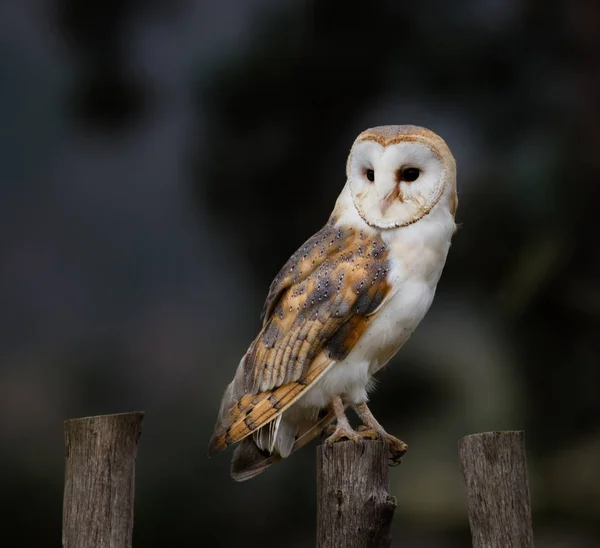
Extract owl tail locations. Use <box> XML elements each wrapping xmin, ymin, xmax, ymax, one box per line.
<box><xmin>231</xmin><ymin>438</ymin><xmax>282</xmax><ymax>481</ymax></box>
<box><xmin>230</xmin><ymin>408</ymin><xmax>336</xmax><ymax>482</ymax></box>
<box><xmin>208</xmin><ymin>356</ymin><xmax>334</xmax><ymax>456</ymax></box>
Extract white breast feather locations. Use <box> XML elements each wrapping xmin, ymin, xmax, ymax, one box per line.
<box><xmin>299</xmin><ymin>186</ymin><xmax>455</xmax><ymax>410</ymax></box>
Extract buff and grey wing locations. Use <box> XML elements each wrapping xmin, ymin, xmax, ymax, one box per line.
<box><xmin>208</xmin><ymin>221</ymin><xmax>391</xmax><ymax>455</ymax></box>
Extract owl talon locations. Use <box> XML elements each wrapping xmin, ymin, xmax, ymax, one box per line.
<box><xmin>386</xmin><ymin>436</ymin><xmax>408</xmax><ymax>466</ymax></box>
<box><xmin>324</xmin><ymin>424</ymin><xmax>363</xmax><ymax>446</ymax></box>
<box><xmin>356</xmin><ymin>426</ymin><xmax>380</xmax><ymax>441</ymax></box>
<box><xmin>356</xmin><ymin>425</ymin><xmax>407</xmax><ymax>457</ymax></box>
<box><xmin>352</xmin><ymin>402</ymin><xmax>407</xmax><ymax>464</ymax></box>
<box><xmin>357</xmin><ymin>427</ymin><xmax>407</xmax><ymax>463</ymax></box>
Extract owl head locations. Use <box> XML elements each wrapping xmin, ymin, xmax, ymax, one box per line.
<box><xmin>346</xmin><ymin>125</ymin><xmax>457</xmax><ymax>229</ymax></box>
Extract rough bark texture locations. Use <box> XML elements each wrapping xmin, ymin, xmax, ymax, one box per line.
<box><xmin>459</xmin><ymin>431</ymin><xmax>534</xmax><ymax>548</ymax></box>
<box><xmin>317</xmin><ymin>440</ymin><xmax>397</xmax><ymax>548</ymax></box>
<box><xmin>63</xmin><ymin>412</ymin><xmax>144</xmax><ymax>548</ymax></box>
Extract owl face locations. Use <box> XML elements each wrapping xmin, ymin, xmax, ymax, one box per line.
<box><xmin>347</xmin><ymin>125</ymin><xmax>457</xmax><ymax>229</ymax></box>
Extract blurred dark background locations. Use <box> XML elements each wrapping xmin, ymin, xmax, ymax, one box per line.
<box><xmin>1</xmin><ymin>0</ymin><xmax>599</xmax><ymax>546</ymax></box>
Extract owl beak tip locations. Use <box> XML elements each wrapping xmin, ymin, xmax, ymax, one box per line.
<box><xmin>380</xmin><ymin>188</ymin><xmax>402</xmax><ymax>215</ymax></box>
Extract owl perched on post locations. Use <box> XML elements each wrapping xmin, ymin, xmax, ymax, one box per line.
<box><xmin>208</xmin><ymin>125</ymin><xmax>458</xmax><ymax>481</ymax></box>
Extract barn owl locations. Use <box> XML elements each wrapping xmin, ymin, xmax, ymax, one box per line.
<box><xmin>208</xmin><ymin>125</ymin><xmax>458</xmax><ymax>481</ymax></box>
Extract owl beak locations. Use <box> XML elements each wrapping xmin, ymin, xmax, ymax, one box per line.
<box><xmin>380</xmin><ymin>185</ymin><xmax>402</xmax><ymax>215</ymax></box>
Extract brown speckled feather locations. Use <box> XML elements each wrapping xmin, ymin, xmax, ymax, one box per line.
<box><xmin>247</xmin><ymin>221</ymin><xmax>390</xmax><ymax>393</ymax></box>
<box><xmin>207</xmin><ymin>218</ymin><xmax>391</xmax><ymax>455</ymax></box>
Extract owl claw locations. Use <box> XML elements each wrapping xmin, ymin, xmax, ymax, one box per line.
<box><xmin>324</xmin><ymin>424</ymin><xmax>407</xmax><ymax>464</ymax></box>
<box><xmin>352</xmin><ymin>402</ymin><xmax>408</xmax><ymax>464</ymax></box>
<box><xmin>355</xmin><ymin>425</ymin><xmax>380</xmax><ymax>440</ymax></box>
<box><xmin>355</xmin><ymin>425</ymin><xmax>407</xmax><ymax>464</ymax></box>
<box><xmin>385</xmin><ymin>435</ymin><xmax>408</xmax><ymax>465</ymax></box>
<box><xmin>324</xmin><ymin>423</ymin><xmax>363</xmax><ymax>446</ymax></box>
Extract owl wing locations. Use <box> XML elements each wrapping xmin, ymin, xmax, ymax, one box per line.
<box><xmin>208</xmin><ymin>220</ymin><xmax>392</xmax><ymax>455</ymax></box>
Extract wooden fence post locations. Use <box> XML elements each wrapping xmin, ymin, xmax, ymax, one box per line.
<box><xmin>62</xmin><ymin>412</ymin><xmax>144</xmax><ymax>548</ymax></box>
<box><xmin>317</xmin><ymin>440</ymin><xmax>397</xmax><ymax>548</ymax></box>
<box><xmin>459</xmin><ymin>431</ymin><xmax>534</xmax><ymax>548</ymax></box>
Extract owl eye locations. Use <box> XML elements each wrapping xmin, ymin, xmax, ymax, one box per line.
<box><xmin>366</xmin><ymin>169</ymin><xmax>375</xmax><ymax>182</ymax></box>
<box><xmin>400</xmin><ymin>167</ymin><xmax>420</xmax><ymax>182</ymax></box>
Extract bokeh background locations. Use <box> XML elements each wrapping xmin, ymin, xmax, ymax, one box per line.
<box><xmin>1</xmin><ymin>0</ymin><xmax>599</xmax><ymax>546</ymax></box>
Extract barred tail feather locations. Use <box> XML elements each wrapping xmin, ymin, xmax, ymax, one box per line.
<box><xmin>208</xmin><ymin>356</ymin><xmax>334</xmax><ymax>456</ymax></box>
<box><xmin>230</xmin><ymin>408</ymin><xmax>336</xmax><ymax>482</ymax></box>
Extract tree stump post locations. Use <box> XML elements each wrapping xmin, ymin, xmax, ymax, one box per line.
<box><xmin>317</xmin><ymin>440</ymin><xmax>397</xmax><ymax>548</ymax></box>
<box><xmin>459</xmin><ymin>431</ymin><xmax>534</xmax><ymax>548</ymax></box>
<box><xmin>62</xmin><ymin>412</ymin><xmax>144</xmax><ymax>548</ymax></box>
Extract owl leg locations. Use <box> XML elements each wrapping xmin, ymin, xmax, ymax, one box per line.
<box><xmin>323</xmin><ymin>396</ymin><xmax>362</xmax><ymax>446</ymax></box>
<box><xmin>353</xmin><ymin>402</ymin><xmax>408</xmax><ymax>464</ymax></box>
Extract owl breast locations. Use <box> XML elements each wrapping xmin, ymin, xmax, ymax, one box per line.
<box><xmin>299</xmin><ymin>202</ymin><xmax>455</xmax><ymax>409</ymax></box>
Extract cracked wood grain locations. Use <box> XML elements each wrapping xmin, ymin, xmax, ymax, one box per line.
<box><xmin>317</xmin><ymin>440</ymin><xmax>397</xmax><ymax>548</ymax></box>
<box><xmin>62</xmin><ymin>412</ymin><xmax>144</xmax><ymax>548</ymax></box>
<box><xmin>459</xmin><ymin>431</ymin><xmax>534</xmax><ymax>548</ymax></box>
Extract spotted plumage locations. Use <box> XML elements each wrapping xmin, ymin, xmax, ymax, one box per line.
<box><xmin>208</xmin><ymin>125</ymin><xmax>458</xmax><ymax>480</ymax></box>
<box><xmin>208</xmin><ymin>222</ymin><xmax>391</xmax><ymax>455</ymax></box>
<box><xmin>247</xmin><ymin>222</ymin><xmax>390</xmax><ymax>393</ymax></box>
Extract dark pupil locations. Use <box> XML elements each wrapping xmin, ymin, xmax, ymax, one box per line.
<box><xmin>366</xmin><ymin>169</ymin><xmax>375</xmax><ymax>182</ymax></box>
<box><xmin>402</xmin><ymin>168</ymin><xmax>420</xmax><ymax>182</ymax></box>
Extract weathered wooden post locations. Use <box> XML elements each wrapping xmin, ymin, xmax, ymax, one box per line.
<box><xmin>459</xmin><ymin>431</ymin><xmax>534</xmax><ymax>548</ymax></box>
<box><xmin>62</xmin><ymin>412</ymin><xmax>144</xmax><ymax>548</ymax></box>
<box><xmin>317</xmin><ymin>440</ymin><xmax>397</xmax><ymax>548</ymax></box>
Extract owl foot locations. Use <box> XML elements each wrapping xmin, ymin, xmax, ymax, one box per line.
<box><xmin>354</xmin><ymin>403</ymin><xmax>408</xmax><ymax>465</ymax></box>
<box><xmin>355</xmin><ymin>424</ymin><xmax>379</xmax><ymax>439</ymax></box>
<box><xmin>384</xmin><ymin>435</ymin><xmax>408</xmax><ymax>466</ymax></box>
<box><xmin>324</xmin><ymin>423</ymin><xmax>363</xmax><ymax>446</ymax></box>
<box><xmin>323</xmin><ymin>395</ymin><xmax>363</xmax><ymax>446</ymax></box>
<box><xmin>356</xmin><ymin>425</ymin><xmax>408</xmax><ymax>453</ymax></box>
<box><xmin>356</xmin><ymin>425</ymin><xmax>407</xmax><ymax>464</ymax></box>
